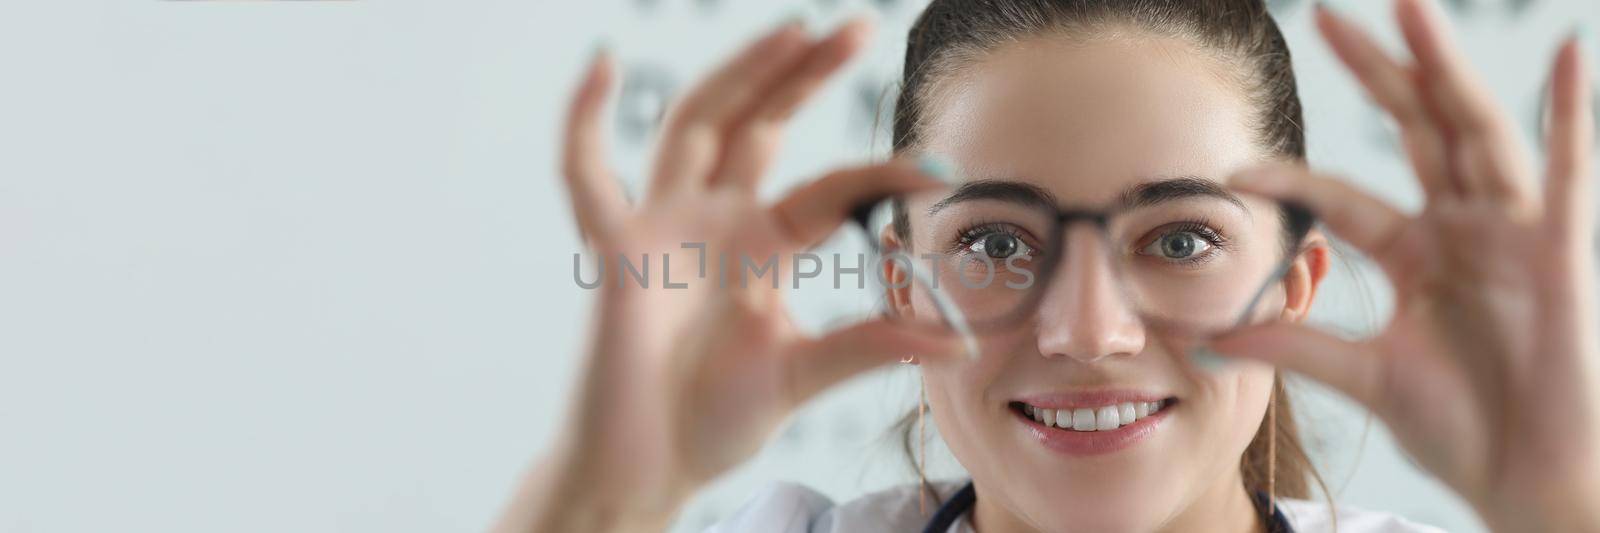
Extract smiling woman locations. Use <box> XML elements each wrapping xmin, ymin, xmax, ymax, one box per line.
<box><xmin>495</xmin><ymin>0</ymin><xmax>1600</xmax><ymax>532</ymax></box>
<box><xmin>804</xmin><ymin>2</ymin><xmax>1336</xmax><ymax>531</ymax></box>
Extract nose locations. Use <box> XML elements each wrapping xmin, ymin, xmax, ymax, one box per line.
<box><xmin>1034</xmin><ymin>225</ymin><xmax>1146</xmax><ymax>363</ymax></box>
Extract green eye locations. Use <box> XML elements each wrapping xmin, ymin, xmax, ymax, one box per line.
<box><xmin>960</xmin><ymin>230</ymin><xmax>1036</xmax><ymax>259</ymax></box>
<box><xmin>1145</xmin><ymin>231</ymin><xmax>1212</xmax><ymax>260</ymax></box>
<box><xmin>957</xmin><ymin>224</ymin><xmax>1035</xmax><ymax>260</ymax></box>
<box><xmin>978</xmin><ymin>233</ymin><xmax>1022</xmax><ymax>259</ymax></box>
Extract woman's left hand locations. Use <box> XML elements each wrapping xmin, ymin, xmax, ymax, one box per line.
<box><xmin>1210</xmin><ymin>1</ymin><xmax>1599</xmax><ymax>531</ymax></box>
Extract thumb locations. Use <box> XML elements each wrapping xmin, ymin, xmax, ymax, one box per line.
<box><xmin>1208</xmin><ymin>322</ymin><xmax>1386</xmax><ymax>410</ymax></box>
<box><xmin>783</xmin><ymin>319</ymin><xmax>963</xmax><ymax>404</ymax></box>
<box><xmin>768</xmin><ymin>156</ymin><xmax>952</xmax><ymax>249</ymax></box>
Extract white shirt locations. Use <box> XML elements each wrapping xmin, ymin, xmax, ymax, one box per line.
<box><xmin>702</xmin><ymin>480</ymin><xmax>1449</xmax><ymax>533</ymax></box>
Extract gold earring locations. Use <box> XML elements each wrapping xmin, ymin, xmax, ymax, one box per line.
<box><xmin>1266</xmin><ymin>374</ymin><xmax>1279</xmax><ymax>514</ymax></box>
<box><xmin>917</xmin><ymin>374</ymin><xmax>929</xmax><ymax>514</ymax></box>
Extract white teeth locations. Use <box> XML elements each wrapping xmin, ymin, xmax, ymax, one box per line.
<box><xmin>1096</xmin><ymin>406</ymin><xmax>1119</xmax><ymax>430</ymax></box>
<box><xmin>1072</xmin><ymin>408</ymin><xmax>1095</xmax><ymax>431</ymax></box>
<box><xmin>1023</xmin><ymin>400</ymin><xmax>1170</xmax><ymax>432</ymax></box>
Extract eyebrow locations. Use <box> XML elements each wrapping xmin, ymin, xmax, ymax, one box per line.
<box><xmin>1118</xmin><ymin>176</ymin><xmax>1248</xmax><ymax>212</ymax></box>
<box><xmin>926</xmin><ymin>180</ymin><xmax>1059</xmax><ymax>215</ymax></box>
<box><xmin>925</xmin><ymin>176</ymin><xmax>1248</xmax><ymax>215</ymax></box>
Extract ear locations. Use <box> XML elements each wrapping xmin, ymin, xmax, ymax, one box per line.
<box><xmin>1281</xmin><ymin>228</ymin><xmax>1330</xmax><ymax>323</ymax></box>
<box><xmin>879</xmin><ymin>224</ymin><xmax>915</xmax><ymax>316</ymax></box>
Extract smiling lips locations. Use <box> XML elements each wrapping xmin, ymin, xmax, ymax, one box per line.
<box><xmin>1020</xmin><ymin>400</ymin><xmax>1168</xmax><ymax>431</ymax></box>
<box><xmin>1009</xmin><ymin>393</ymin><xmax>1178</xmax><ymax>455</ymax></box>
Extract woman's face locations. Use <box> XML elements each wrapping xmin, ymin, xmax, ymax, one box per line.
<box><xmin>891</xmin><ymin>33</ymin><xmax>1317</xmax><ymax>532</ymax></box>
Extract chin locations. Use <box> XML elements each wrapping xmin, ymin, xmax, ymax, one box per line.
<box><xmin>974</xmin><ymin>432</ymin><xmax>1196</xmax><ymax>533</ymax></box>
<box><xmin>1013</xmin><ymin>484</ymin><xmax>1177</xmax><ymax>533</ymax></box>
<box><xmin>971</xmin><ymin>450</ymin><xmax>1192</xmax><ymax>533</ymax></box>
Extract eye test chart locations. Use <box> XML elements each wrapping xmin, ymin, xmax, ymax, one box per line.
<box><xmin>0</xmin><ymin>1</ymin><xmax>1595</xmax><ymax>533</ymax></box>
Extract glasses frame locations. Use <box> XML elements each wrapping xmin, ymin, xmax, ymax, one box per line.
<box><xmin>848</xmin><ymin>194</ymin><xmax>1318</xmax><ymax>353</ymax></box>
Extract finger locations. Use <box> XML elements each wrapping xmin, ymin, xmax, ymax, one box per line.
<box><xmin>784</xmin><ymin>318</ymin><xmax>962</xmax><ymax>404</ymax></box>
<box><xmin>714</xmin><ymin>18</ymin><xmax>874</xmax><ymax>190</ymax></box>
<box><xmin>1543</xmin><ymin>35</ymin><xmax>1595</xmax><ymax>249</ymax></box>
<box><xmin>561</xmin><ymin>48</ymin><xmax>629</xmax><ymax>244</ymax></box>
<box><xmin>1395</xmin><ymin>0</ymin><xmax>1537</xmax><ymax>205</ymax></box>
<box><xmin>769</xmin><ymin>157</ymin><xmax>950</xmax><ymax>249</ymax></box>
<box><xmin>649</xmin><ymin>21</ymin><xmax>812</xmax><ymax>197</ymax></box>
<box><xmin>1208</xmin><ymin>322</ymin><xmax>1387</xmax><ymax>410</ymax></box>
<box><xmin>1315</xmin><ymin>4</ymin><xmax>1454</xmax><ymax>199</ymax></box>
<box><xmin>1541</xmin><ymin>37</ymin><xmax>1600</xmax><ymax>379</ymax></box>
<box><xmin>1231</xmin><ymin>163</ymin><xmax>1413</xmax><ymax>265</ymax></box>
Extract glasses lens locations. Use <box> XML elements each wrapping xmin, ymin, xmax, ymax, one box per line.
<box><xmin>863</xmin><ymin>183</ymin><xmax>1311</xmax><ymax>350</ymax></box>
<box><xmin>861</xmin><ymin>185</ymin><xmax>1057</xmax><ymax>331</ymax></box>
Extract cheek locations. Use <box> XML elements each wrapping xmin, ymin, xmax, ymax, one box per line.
<box><xmin>1194</xmin><ymin>362</ymin><xmax>1277</xmax><ymax>455</ymax></box>
<box><xmin>918</xmin><ymin>355</ymin><xmax>1014</xmax><ymax>470</ymax></box>
<box><xmin>920</xmin><ymin>355</ymin><xmax>1005</xmax><ymax>421</ymax></box>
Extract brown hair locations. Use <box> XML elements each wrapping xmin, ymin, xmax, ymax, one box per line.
<box><xmin>886</xmin><ymin>0</ymin><xmax>1329</xmax><ymax>521</ymax></box>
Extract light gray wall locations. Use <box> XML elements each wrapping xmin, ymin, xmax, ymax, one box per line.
<box><xmin>0</xmin><ymin>1</ymin><xmax>1595</xmax><ymax>532</ymax></box>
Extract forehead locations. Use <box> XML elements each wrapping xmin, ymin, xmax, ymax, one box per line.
<box><xmin>921</xmin><ymin>33</ymin><xmax>1263</xmax><ymax>205</ymax></box>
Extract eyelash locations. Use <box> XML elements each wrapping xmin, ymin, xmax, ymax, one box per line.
<box><xmin>1146</xmin><ymin>219</ymin><xmax>1230</xmax><ymax>266</ymax></box>
<box><xmin>952</xmin><ymin>221</ymin><xmax>1035</xmax><ymax>255</ymax></box>
<box><xmin>948</xmin><ymin>219</ymin><xmax>1230</xmax><ymax>264</ymax></box>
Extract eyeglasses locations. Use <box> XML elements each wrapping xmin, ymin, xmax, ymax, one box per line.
<box><xmin>850</xmin><ymin>174</ymin><xmax>1316</xmax><ymax>362</ymax></box>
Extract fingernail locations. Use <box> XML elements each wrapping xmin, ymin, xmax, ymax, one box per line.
<box><xmin>844</xmin><ymin>11</ymin><xmax>880</xmax><ymax>31</ymax></box>
<box><xmin>1189</xmin><ymin>346</ymin><xmax>1230</xmax><ymax>372</ymax></box>
<box><xmin>916</xmin><ymin>154</ymin><xmax>958</xmax><ymax>184</ymax></box>
<box><xmin>1314</xmin><ymin>0</ymin><xmax>1344</xmax><ymax>16</ymax></box>
<box><xmin>779</xmin><ymin>11</ymin><xmax>807</xmax><ymax>30</ymax></box>
<box><xmin>1577</xmin><ymin>23</ymin><xmax>1599</xmax><ymax>77</ymax></box>
<box><xmin>591</xmin><ymin>38</ymin><xmax>610</xmax><ymax>60</ymax></box>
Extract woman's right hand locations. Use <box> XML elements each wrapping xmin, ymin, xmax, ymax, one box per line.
<box><xmin>1212</xmin><ymin>2</ymin><xmax>1599</xmax><ymax>531</ymax></box>
<box><xmin>494</xmin><ymin>17</ymin><xmax>963</xmax><ymax>533</ymax></box>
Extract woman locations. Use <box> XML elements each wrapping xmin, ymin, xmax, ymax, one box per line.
<box><xmin>498</xmin><ymin>0</ymin><xmax>1599</xmax><ymax>531</ymax></box>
